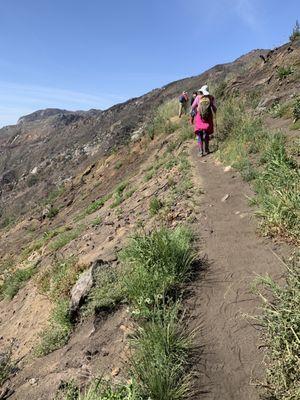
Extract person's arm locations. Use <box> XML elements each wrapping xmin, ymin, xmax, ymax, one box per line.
<box><xmin>191</xmin><ymin>96</ymin><xmax>199</xmax><ymax>110</ymax></box>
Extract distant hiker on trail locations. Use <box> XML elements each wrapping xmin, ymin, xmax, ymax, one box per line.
<box><xmin>191</xmin><ymin>85</ymin><xmax>217</xmax><ymax>156</ymax></box>
<box><xmin>190</xmin><ymin>91</ymin><xmax>197</xmax><ymax>124</ymax></box>
<box><xmin>178</xmin><ymin>91</ymin><xmax>189</xmax><ymax>117</ymax></box>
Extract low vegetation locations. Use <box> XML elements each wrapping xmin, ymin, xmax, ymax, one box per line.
<box><xmin>216</xmin><ymin>96</ymin><xmax>300</xmax><ymax>243</ymax></box>
<box><xmin>36</xmin><ymin>299</ymin><xmax>72</xmax><ymax>357</ymax></box>
<box><xmin>149</xmin><ymin>196</ymin><xmax>164</xmax><ymax>216</ymax></box>
<box><xmin>36</xmin><ymin>258</ymin><xmax>84</xmax><ymax>355</ymax></box>
<box><xmin>277</xmin><ymin>66</ymin><xmax>293</xmax><ymax>80</ymax></box>
<box><xmin>110</xmin><ymin>181</ymin><xmax>128</xmax><ymax>208</ymax></box>
<box><xmin>254</xmin><ymin>255</ymin><xmax>300</xmax><ymax>400</ymax></box>
<box><xmin>146</xmin><ymin>99</ymin><xmax>179</xmax><ymax>140</ymax></box>
<box><xmin>57</xmin><ymin>380</ymin><xmax>141</xmax><ymax>400</ymax></box>
<box><xmin>292</xmin><ymin>96</ymin><xmax>300</xmax><ymax>122</ymax></box>
<box><xmin>84</xmin><ymin>194</ymin><xmax>112</xmax><ymax>216</ymax></box>
<box><xmin>0</xmin><ymin>264</ymin><xmax>37</xmax><ymax>300</ymax></box>
<box><xmin>62</xmin><ymin>227</ymin><xmax>195</xmax><ymax>399</ymax></box>
<box><xmin>0</xmin><ymin>344</ymin><xmax>13</xmax><ymax>387</ymax></box>
<box><xmin>290</xmin><ymin>19</ymin><xmax>300</xmax><ymax>42</ymax></box>
<box><xmin>49</xmin><ymin>226</ymin><xmax>83</xmax><ymax>251</ymax></box>
<box><xmin>83</xmin><ymin>266</ymin><xmax>125</xmax><ymax>316</ymax></box>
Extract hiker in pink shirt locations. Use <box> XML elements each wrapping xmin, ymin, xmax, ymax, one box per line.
<box><xmin>191</xmin><ymin>85</ymin><xmax>217</xmax><ymax>156</ymax></box>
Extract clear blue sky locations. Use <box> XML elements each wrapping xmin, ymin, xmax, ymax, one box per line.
<box><xmin>0</xmin><ymin>0</ymin><xmax>298</xmax><ymax>127</ymax></box>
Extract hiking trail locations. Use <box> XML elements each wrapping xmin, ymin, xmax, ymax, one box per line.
<box><xmin>187</xmin><ymin>148</ymin><xmax>287</xmax><ymax>400</ymax></box>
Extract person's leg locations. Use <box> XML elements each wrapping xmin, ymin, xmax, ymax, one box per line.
<box><xmin>196</xmin><ymin>131</ymin><xmax>204</xmax><ymax>155</ymax></box>
<box><xmin>179</xmin><ymin>103</ymin><xmax>183</xmax><ymax>118</ymax></box>
<box><xmin>204</xmin><ymin>131</ymin><xmax>210</xmax><ymax>154</ymax></box>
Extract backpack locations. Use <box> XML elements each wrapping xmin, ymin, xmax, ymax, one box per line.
<box><xmin>197</xmin><ymin>96</ymin><xmax>212</xmax><ymax>121</ymax></box>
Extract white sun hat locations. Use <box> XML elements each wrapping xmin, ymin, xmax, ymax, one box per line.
<box><xmin>198</xmin><ymin>85</ymin><xmax>210</xmax><ymax>95</ymax></box>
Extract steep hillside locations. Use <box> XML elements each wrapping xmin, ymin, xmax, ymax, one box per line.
<box><xmin>0</xmin><ymin>47</ymin><xmax>269</xmax><ymax>224</ymax></box>
<box><xmin>0</xmin><ymin>39</ymin><xmax>299</xmax><ymax>400</ymax></box>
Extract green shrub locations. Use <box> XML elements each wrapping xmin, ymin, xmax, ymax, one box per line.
<box><xmin>0</xmin><ymin>265</ymin><xmax>37</xmax><ymax>300</ymax></box>
<box><xmin>277</xmin><ymin>66</ymin><xmax>293</xmax><ymax>80</ymax></box>
<box><xmin>83</xmin><ymin>267</ymin><xmax>125</xmax><ymax>316</ymax></box>
<box><xmin>253</xmin><ymin>256</ymin><xmax>300</xmax><ymax>399</ymax></box>
<box><xmin>146</xmin><ymin>99</ymin><xmax>179</xmax><ymax>139</ymax></box>
<box><xmin>292</xmin><ymin>96</ymin><xmax>300</xmax><ymax>122</ymax></box>
<box><xmin>91</xmin><ymin>216</ymin><xmax>102</xmax><ymax>227</ymax></box>
<box><xmin>120</xmin><ymin>228</ymin><xmax>194</xmax><ymax>317</ymax></box>
<box><xmin>289</xmin><ymin>20</ymin><xmax>300</xmax><ymax>42</ymax></box>
<box><xmin>49</xmin><ymin>227</ymin><xmax>83</xmax><ymax>251</ymax></box>
<box><xmin>0</xmin><ymin>345</ymin><xmax>13</xmax><ymax>386</ymax></box>
<box><xmin>58</xmin><ymin>380</ymin><xmax>142</xmax><ymax>400</ymax></box>
<box><xmin>36</xmin><ymin>300</ymin><xmax>72</xmax><ymax>356</ymax></box>
<box><xmin>125</xmin><ymin>187</ymin><xmax>137</xmax><ymax>199</ymax></box>
<box><xmin>36</xmin><ymin>258</ymin><xmax>83</xmax><ymax>299</ymax></box>
<box><xmin>114</xmin><ymin>160</ymin><xmax>123</xmax><ymax>170</ymax></box>
<box><xmin>214</xmin><ymin>81</ymin><xmax>227</xmax><ymax>99</ymax></box>
<box><xmin>47</xmin><ymin>206</ymin><xmax>59</xmax><ymax>219</ymax></box>
<box><xmin>254</xmin><ymin>134</ymin><xmax>300</xmax><ymax>241</ymax></box>
<box><xmin>217</xmin><ymin>97</ymin><xmax>299</xmax><ymax>242</ymax></box>
<box><xmin>84</xmin><ymin>194</ymin><xmax>112</xmax><ymax>216</ymax></box>
<box><xmin>269</xmin><ymin>101</ymin><xmax>291</xmax><ymax>119</ymax></box>
<box><xmin>130</xmin><ymin>303</ymin><xmax>191</xmax><ymax>400</ymax></box>
<box><xmin>27</xmin><ymin>174</ymin><xmax>38</xmax><ymax>187</ymax></box>
<box><xmin>149</xmin><ymin>196</ymin><xmax>164</xmax><ymax>216</ymax></box>
<box><xmin>110</xmin><ymin>181</ymin><xmax>128</xmax><ymax>208</ymax></box>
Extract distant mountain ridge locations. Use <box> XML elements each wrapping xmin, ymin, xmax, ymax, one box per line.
<box><xmin>17</xmin><ymin>108</ymin><xmax>102</xmax><ymax>124</ymax></box>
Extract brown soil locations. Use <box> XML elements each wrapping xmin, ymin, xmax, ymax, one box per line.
<box><xmin>187</xmin><ymin>147</ymin><xmax>288</xmax><ymax>399</ymax></box>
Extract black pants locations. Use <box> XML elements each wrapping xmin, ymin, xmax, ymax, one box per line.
<box><xmin>196</xmin><ymin>130</ymin><xmax>209</xmax><ymax>153</ymax></box>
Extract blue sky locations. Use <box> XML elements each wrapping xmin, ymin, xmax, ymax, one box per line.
<box><xmin>0</xmin><ymin>0</ymin><xmax>298</xmax><ymax>127</ymax></box>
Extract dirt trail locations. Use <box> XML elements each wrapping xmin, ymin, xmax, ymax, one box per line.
<box><xmin>189</xmin><ymin>149</ymin><xmax>287</xmax><ymax>400</ymax></box>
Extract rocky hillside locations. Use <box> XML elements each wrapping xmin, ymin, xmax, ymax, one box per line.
<box><xmin>0</xmin><ymin>38</ymin><xmax>299</xmax><ymax>400</ymax></box>
<box><xmin>0</xmin><ymin>46</ymin><xmax>274</xmax><ymax>224</ymax></box>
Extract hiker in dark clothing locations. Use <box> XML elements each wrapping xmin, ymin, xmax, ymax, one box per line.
<box><xmin>178</xmin><ymin>91</ymin><xmax>189</xmax><ymax>117</ymax></box>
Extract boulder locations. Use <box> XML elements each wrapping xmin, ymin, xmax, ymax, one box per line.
<box><xmin>69</xmin><ymin>259</ymin><xmax>109</xmax><ymax>320</ymax></box>
<box><xmin>69</xmin><ymin>268</ymin><xmax>93</xmax><ymax>320</ymax></box>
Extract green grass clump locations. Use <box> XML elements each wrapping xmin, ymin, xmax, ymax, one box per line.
<box><xmin>49</xmin><ymin>226</ymin><xmax>83</xmax><ymax>251</ymax></box>
<box><xmin>58</xmin><ymin>380</ymin><xmax>141</xmax><ymax>400</ymax></box>
<box><xmin>115</xmin><ymin>160</ymin><xmax>123</xmax><ymax>170</ymax></box>
<box><xmin>269</xmin><ymin>101</ymin><xmax>292</xmax><ymax>119</ymax></box>
<box><xmin>146</xmin><ymin>99</ymin><xmax>179</xmax><ymax>140</ymax></box>
<box><xmin>47</xmin><ymin>206</ymin><xmax>59</xmax><ymax>219</ymax></box>
<box><xmin>290</xmin><ymin>19</ymin><xmax>300</xmax><ymax>41</ymax></box>
<box><xmin>0</xmin><ymin>345</ymin><xmax>13</xmax><ymax>386</ymax></box>
<box><xmin>254</xmin><ymin>256</ymin><xmax>300</xmax><ymax>399</ymax></box>
<box><xmin>124</xmin><ymin>187</ymin><xmax>137</xmax><ymax>199</ymax></box>
<box><xmin>36</xmin><ymin>258</ymin><xmax>83</xmax><ymax>299</ymax></box>
<box><xmin>292</xmin><ymin>96</ymin><xmax>300</xmax><ymax>122</ymax></box>
<box><xmin>253</xmin><ymin>134</ymin><xmax>300</xmax><ymax>241</ymax></box>
<box><xmin>36</xmin><ymin>299</ymin><xmax>72</xmax><ymax>356</ymax></box>
<box><xmin>84</xmin><ymin>194</ymin><xmax>112</xmax><ymax>216</ymax></box>
<box><xmin>217</xmin><ymin>97</ymin><xmax>299</xmax><ymax>242</ymax></box>
<box><xmin>83</xmin><ymin>267</ymin><xmax>125</xmax><ymax>316</ymax></box>
<box><xmin>110</xmin><ymin>181</ymin><xmax>128</xmax><ymax>208</ymax></box>
<box><xmin>0</xmin><ymin>265</ymin><xmax>37</xmax><ymax>300</ymax></box>
<box><xmin>91</xmin><ymin>216</ymin><xmax>102</xmax><ymax>227</ymax></box>
<box><xmin>277</xmin><ymin>66</ymin><xmax>293</xmax><ymax>80</ymax></box>
<box><xmin>130</xmin><ymin>303</ymin><xmax>192</xmax><ymax>400</ymax></box>
<box><xmin>120</xmin><ymin>227</ymin><xmax>194</xmax><ymax>317</ymax></box>
<box><xmin>149</xmin><ymin>196</ymin><xmax>164</xmax><ymax>216</ymax></box>
<box><xmin>36</xmin><ymin>258</ymin><xmax>84</xmax><ymax>355</ymax></box>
